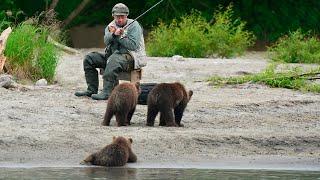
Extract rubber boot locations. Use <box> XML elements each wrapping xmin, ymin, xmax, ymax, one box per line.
<box><xmin>91</xmin><ymin>79</ymin><xmax>115</xmax><ymax>100</ymax></box>
<box><xmin>91</xmin><ymin>91</ymin><xmax>109</xmax><ymax>100</ymax></box>
<box><xmin>74</xmin><ymin>90</ymin><xmax>95</xmax><ymax>97</ymax></box>
<box><xmin>75</xmin><ymin>67</ymin><xmax>99</xmax><ymax>97</ymax></box>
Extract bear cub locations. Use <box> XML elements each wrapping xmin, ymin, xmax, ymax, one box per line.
<box><xmin>81</xmin><ymin>136</ymin><xmax>137</xmax><ymax>166</ymax></box>
<box><xmin>146</xmin><ymin>82</ymin><xmax>193</xmax><ymax>127</ymax></box>
<box><xmin>102</xmin><ymin>82</ymin><xmax>140</xmax><ymax>126</ymax></box>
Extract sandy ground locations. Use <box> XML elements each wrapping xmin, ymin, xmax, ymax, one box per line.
<box><xmin>0</xmin><ymin>49</ymin><xmax>319</xmax><ymax>170</ymax></box>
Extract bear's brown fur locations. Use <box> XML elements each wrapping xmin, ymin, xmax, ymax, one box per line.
<box><xmin>102</xmin><ymin>82</ymin><xmax>140</xmax><ymax>126</ymax></box>
<box><xmin>146</xmin><ymin>82</ymin><xmax>193</xmax><ymax>127</ymax></box>
<box><xmin>81</xmin><ymin>136</ymin><xmax>137</xmax><ymax>166</ymax></box>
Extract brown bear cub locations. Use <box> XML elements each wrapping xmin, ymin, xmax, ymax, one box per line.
<box><xmin>146</xmin><ymin>82</ymin><xmax>193</xmax><ymax>127</ymax></box>
<box><xmin>102</xmin><ymin>82</ymin><xmax>140</xmax><ymax>126</ymax></box>
<box><xmin>81</xmin><ymin>136</ymin><xmax>137</xmax><ymax>166</ymax></box>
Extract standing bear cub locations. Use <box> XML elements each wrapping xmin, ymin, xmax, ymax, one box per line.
<box><xmin>102</xmin><ymin>82</ymin><xmax>140</xmax><ymax>126</ymax></box>
<box><xmin>81</xmin><ymin>136</ymin><xmax>137</xmax><ymax>166</ymax></box>
<box><xmin>146</xmin><ymin>82</ymin><xmax>193</xmax><ymax>127</ymax></box>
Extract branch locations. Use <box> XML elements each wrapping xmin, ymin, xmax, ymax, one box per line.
<box><xmin>168</xmin><ymin>0</ymin><xmax>179</xmax><ymax>14</ymax></box>
<box><xmin>292</xmin><ymin>72</ymin><xmax>320</xmax><ymax>78</ymax></box>
<box><xmin>49</xmin><ymin>0</ymin><xmax>60</xmax><ymax>10</ymax></box>
<box><xmin>62</xmin><ymin>0</ymin><xmax>91</xmax><ymax>28</ymax></box>
<box><xmin>258</xmin><ymin>72</ymin><xmax>320</xmax><ymax>82</ymax></box>
<box><xmin>306</xmin><ymin>77</ymin><xmax>320</xmax><ymax>80</ymax></box>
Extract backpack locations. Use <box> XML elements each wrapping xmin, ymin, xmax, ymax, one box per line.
<box><xmin>138</xmin><ymin>83</ymin><xmax>157</xmax><ymax>105</ymax></box>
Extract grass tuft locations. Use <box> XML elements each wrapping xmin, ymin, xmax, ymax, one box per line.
<box><xmin>208</xmin><ymin>64</ymin><xmax>320</xmax><ymax>93</ymax></box>
<box><xmin>4</xmin><ymin>23</ymin><xmax>59</xmax><ymax>82</ymax></box>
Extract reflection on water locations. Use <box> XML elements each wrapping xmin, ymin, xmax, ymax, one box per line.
<box><xmin>0</xmin><ymin>167</ymin><xmax>319</xmax><ymax>180</ymax></box>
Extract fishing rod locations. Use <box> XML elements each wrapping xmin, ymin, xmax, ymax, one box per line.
<box><xmin>123</xmin><ymin>0</ymin><xmax>165</xmax><ymax>29</ymax></box>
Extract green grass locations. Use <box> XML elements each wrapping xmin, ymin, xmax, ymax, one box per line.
<box><xmin>4</xmin><ymin>23</ymin><xmax>60</xmax><ymax>82</ymax></box>
<box><xmin>208</xmin><ymin>64</ymin><xmax>320</xmax><ymax>93</ymax></box>
<box><xmin>268</xmin><ymin>29</ymin><xmax>320</xmax><ymax>64</ymax></box>
<box><xmin>147</xmin><ymin>4</ymin><xmax>255</xmax><ymax>58</ymax></box>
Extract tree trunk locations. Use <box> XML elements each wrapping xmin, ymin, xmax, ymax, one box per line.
<box><xmin>62</xmin><ymin>0</ymin><xmax>91</xmax><ymax>28</ymax></box>
<box><xmin>49</xmin><ymin>0</ymin><xmax>60</xmax><ymax>10</ymax></box>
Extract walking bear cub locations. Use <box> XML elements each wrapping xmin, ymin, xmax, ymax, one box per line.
<box><xmin>81</xmin><ymin>136</ymin><xmax>137</xmax><ymax>166</ymax></box>
<box><xmin>146</xmin><ymin>82</ymin><xmax>193</xmax><ymax>127</ymax></box>
<box><xmin>102</xmin><ymin>82</ymin><xmax>140</xmax><ymax>126</ymax></box>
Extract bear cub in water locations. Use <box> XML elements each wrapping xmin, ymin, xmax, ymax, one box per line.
<box><xmin>81</xmin><ymin>136</ymin><xmax>137</xmax><ymax>166</ymax></box>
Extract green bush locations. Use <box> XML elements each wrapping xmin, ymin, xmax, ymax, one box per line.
<box><xmin>173</xmin><ymin>13</ymin><xmax>209</xmax><ymax>58</ymax></box>
<box><xmin>146</xmin><ymin>22</ymin><xmax>176</xmax><ymax>57</ymax></box>
<box><xmin>268</xmin><ymin>29</ymin><xmax>320</xmax><ymax>64</ymax></box>
<box><xmin>207</xmin><ymin>5</ymin><xmax>255</xmax><ymax>58</ymax></box>
<box><xmin>147</xmin><ymin>5</ymin><xmax>255</xmax><ymax>58</ymax></box>
<box><xmin>4</xmin><ymin>23</ymin><xmax>59</xmax><ymax>82</ymax></box>
<box><xmin>147</xmin><ymin>11</ymin><xmax>208</xmax><ymax>57</ymax></box>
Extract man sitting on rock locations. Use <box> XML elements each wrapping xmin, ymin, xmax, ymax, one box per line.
<box><xmin>75</xmin><ymin>3</ymin><xmax>146</xmax><ymax>100</ymax></box>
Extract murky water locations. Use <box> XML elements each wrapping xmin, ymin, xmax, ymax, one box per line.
<box><xmin>0</xmin><ymin>168</ymin><xmax>319</xmax><ymax>180</ymax></box>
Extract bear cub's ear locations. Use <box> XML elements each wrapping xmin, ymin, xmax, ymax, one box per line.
<box><xmin>188</xmin><ymin>90</ymin><xmax>193</xmax><ymax>99</ymax></box>
<box><xmin>128</xmin><ymin>138</ymin><xmax>133</xmax><ymax>143</ymax></box>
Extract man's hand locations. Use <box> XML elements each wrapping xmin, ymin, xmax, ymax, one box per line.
<box><xmin>114</xmin><ymin>28</ymin><xmax>124</xmax><ymax>36</ymax></box>
<box><xmin>108</xmin><ymin>25</ymin><xmax>116</xmax><ymax>33</ymax></box>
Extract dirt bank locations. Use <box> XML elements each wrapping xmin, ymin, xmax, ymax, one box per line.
<box><xmin>0</xmin><ymin>49</ymin><xmax>319</xmax><ymax>169</ymax></box>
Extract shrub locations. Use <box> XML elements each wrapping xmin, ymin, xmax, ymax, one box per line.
<box><xmin>147</xmin><ymin>11</ymin><xmax>208</xmax><ymax>57</ymax></box>
<box><xmin>4</xmin><ymin>23</ymin><xmax>59</xmax><ymax>82</ymax></box>
<box><xmin>147</xmin><ymin>5</ymin><xmax>255</xmax><ymax>58</ymax></box>
<box><xmin>207</xmin><ymin>5</ymin><xmax>255</xmax><ymax>58</ymax></box>
<box><xmin>146</xmin><ymin>22</ymin><xmax>176</xmax><ymax>57</ymax></box>
<box><xmin>173</xmin><ymin>11</ymin><xmax>209</xmax><ymax>57</ymax></box>
<box><xmin>268</xmin><ymin>29</ymin><xmax>320</xmax><ymax>64</ymax></box>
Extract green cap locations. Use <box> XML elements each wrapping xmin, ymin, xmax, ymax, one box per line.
<box><xmin>112</xmin><ymin>3</ymin><xmax>129</xmax><ymax>16</ymax></box>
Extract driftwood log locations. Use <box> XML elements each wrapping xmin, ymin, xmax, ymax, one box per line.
<box><xmin>47</xmin><ymin>36</ymin><xmax>79</xmax><ymax>54</ymax></box>
<box><xmin>0</xmin><ymin>27</ymin><xmax>12</xmax><ymax>72</ymax></box>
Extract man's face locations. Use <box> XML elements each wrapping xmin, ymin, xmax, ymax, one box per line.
<box><xmin>114</xmin><ymin>15</ymin><xmax>128</xmax><ymax>27</ymax></box>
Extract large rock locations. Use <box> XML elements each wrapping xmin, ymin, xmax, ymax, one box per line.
<box><xmin>0</xmin><ymin>74</ymin><xmax>15</xmax><ymax>88</ymax></box>
<box><xmin>35</xmin><ymin>79</ymin><xmax>48</xmax><ymax>86</ymax></box>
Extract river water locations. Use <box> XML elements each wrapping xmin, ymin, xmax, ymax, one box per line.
<box><xmin>1</xmin><ymin>167</ymin><xmax>319</xmax><ymax>179</ymax></box>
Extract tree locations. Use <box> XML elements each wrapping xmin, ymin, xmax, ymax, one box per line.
<box><xmin>49</xmin><ymin>0</ymin><xmax>59</xmax><ymax>10</ymax></box>
<box><xmin>62</xmin><ymin>0</ymin><xmax>91</xmax><ymax>28</ymax></box>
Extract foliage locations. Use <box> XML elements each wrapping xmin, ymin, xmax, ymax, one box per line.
<box><xmin>0</xmin><ymin>15</ymin><xmax>11</xmax><ymax>32</ymax></box>
<box><xmin>30</xmin><ymin>10</ymin><xmax>65</xmax><ymax>44</ymax></box>
<box><xmin>147</xmin><ymin>5</ymin><xmax>255</xmax><ymax>58</ymax></box>
<box><xmin>4</xmin><ymin>23</ymin><xmax>59</xmax><ymax>82</ymax></box>
<box><xmin>268</xmin><ymin>29</ymin><xmax>320</xmax><ymax>64</ymax></box>
<box><xmin>147</xmin><ymin>11</ymin><xmax>208</xmax><ymax>57</ymax></box>
<box><xmin>0</xmin><ymin>0</ymin><xmax>15</xmax><ymax>31</ymax></box>
<box><xmin>55</xmin><ymin>0</ymin><xmax>320</xmax><ymax>43</ymax></box>
<box><xmin>145</xmin><ymin>22</ymin><xmax>175</xmax><ymax>57</ymax></box>
<box><xmin>2</xmin><ymin>0</ymin><xmax>320</xmax><ymax>44</ymax></box>
<box><xmin>233</xmin><ymin>0</ymin><xmax>320</xmax><ymax>42</ymax></box>
<box><xmin>207</xmin><ymin>5</ymin><xmax>255</xmax><ymax>57</ymax></box>
<box><xmin>208</xmin><ymin>64</ymin><xmax>320</xmax><ymax>93</ymax></box>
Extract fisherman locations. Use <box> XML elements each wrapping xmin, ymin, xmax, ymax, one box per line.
<box><xmin>75</xmin><ymin>3</ymin><xmax>146</xmax><ymax>100</ymax></box>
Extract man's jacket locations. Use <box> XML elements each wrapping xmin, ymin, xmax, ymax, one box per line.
<box><xmin>104</xmin><ymin>19</ymin><xmax>147</xmax><ymax>69</ymax></box>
